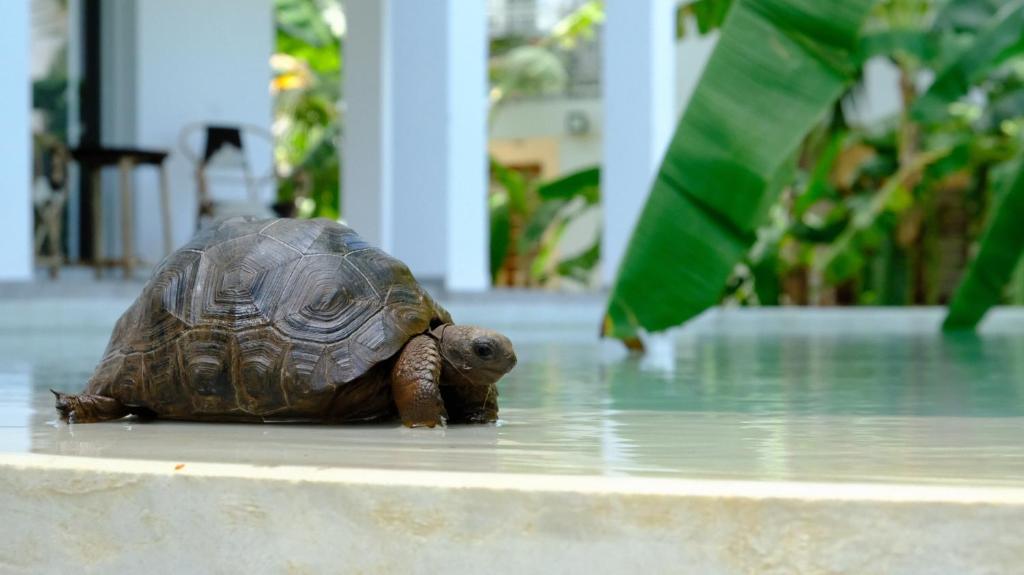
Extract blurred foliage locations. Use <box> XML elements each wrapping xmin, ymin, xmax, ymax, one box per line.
<box><xmin>271</xmin><ymin>0</ymin><xmax>344</xmax><ymax>219</ymax></box>
<box><xmin>33</xmin><ymin>65</ymin><xmax>69</xmax><ymax>141</ymax></box>
<box><xmin>272</xmin><ymin>0</ymin><xmax>604</xmax><ymax>288</ymax></box>
<box><xmin>607</xmin><ymin>0</ymin><xmax>1024</xmax><ymax>344</ymax></box>
<box><xmin>490</xmin><ymin>162</ymin><xmax>600</xmax><ymax>287</ymax></box>
<box><xmin>605</xmin><ymin>0</ymin><xmax>878</xmax><ymax>343</ymax></box>
<box><xmin>677</xmin><ymin>0</ymin><xmax>734</xmax><ymax>38</ymax></box>
<box><xmin>944</xmin><ymin>156</ymin><xmax>1024</xmax><ymax>328</ymax></box>
<box><xmin>489</xmin><ymin>0</ymin><xmax>603</xmax><ymax>108</ymax></box>
<box><xmin>489</xmin><ymin>1</ymin><xmax>605</xmax><ymax>289</ymax></box>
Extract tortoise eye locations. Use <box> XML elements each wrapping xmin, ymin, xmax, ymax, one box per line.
<box><xmin>473</xmin><ymin>342</ymin><xmax>495</xmax><ymax>359</ymax></box>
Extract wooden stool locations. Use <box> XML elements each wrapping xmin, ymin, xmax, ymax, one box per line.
<box><xmin>72</xmin><ymin>147</ymin><xmax>173</xmax><ymax>278</ymax></box>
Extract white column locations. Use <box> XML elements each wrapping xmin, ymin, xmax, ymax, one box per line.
<box><xmin>443</xmin><ymin>2</ymin><xmax>490</xmax><ymax>292</ymax></box>
<box><xmin>0</xmin><ymin>0</ymin><xmax>32</xmax><ymax>281</ymax></box>
<box><xmin>601</xmin><ymin>0</ymin><xmax>677</xmax><ymax>286</ymax></box>
<box><xmin>134</xmin><ymin>0</ymin><xmax>274</xmax><ymax>258</ymax></box>
<box><xmin>342</xmin><ymin>0</ymin><xmax>393</xmax><ymax>253</ymax></box>
<box><xmin>344</xmin><ymin>0</ymin><xmax>489</xmax><ymax>291</ymax></box>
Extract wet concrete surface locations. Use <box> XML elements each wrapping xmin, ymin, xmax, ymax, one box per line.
<box><xmin>2</xmin><ymin>300</ymin><xmax>1023</xmax><ymax>487</ymax></box>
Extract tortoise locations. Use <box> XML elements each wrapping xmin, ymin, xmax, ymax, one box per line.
<box><xmin>53</xmin><ymin>217</ymin><xmax>516</xmax><ymax>428</ymax></box>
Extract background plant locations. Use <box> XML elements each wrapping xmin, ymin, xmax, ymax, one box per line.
<box><xmin>605</xmin><ymin>0</ymin><xmax>1024</xmax><ymax>346</ymax></box>
<box><xmin>272</xmin><ymin>0</ymin><xmax>344</xmax><ymax>219</ymax></box>
<box><xmin>488</xmin><ymin>1</ymin><xmax>605</xmax><ymax>288</ymax></box>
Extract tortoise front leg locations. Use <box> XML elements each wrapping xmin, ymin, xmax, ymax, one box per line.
<box><xmin>391</xmin><ymin>335</ymin><xmax>447</xmax><ymax>427</ymax></box>
<box><xmin>441</xmin><ymin>382</ymin><xmax>498</xmax><ymax>424</ymax></box>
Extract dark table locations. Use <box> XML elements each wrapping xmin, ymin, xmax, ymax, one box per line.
<box><xmin>71</xmin><ymin>146</ymin><xmax>172</xmax><ymax>277</ymax></box>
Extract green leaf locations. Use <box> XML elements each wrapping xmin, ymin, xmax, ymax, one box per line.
<box><xmin>551</xmin><ymin>1</ymin><xmax>605</xmax><ymax>49</ymax></box>
<box><xmin>603</xmin><ymin>0</ymin><xmax>876</xmax><ymax>340</ymax></box>
<box><xmin>519</xmin><ymin>199</ymin><xmax>569</xmax><ymax>254</ymax></box>
<box><xmin>943</xmin><ymin>159</ymin><xmax>1024</xmax><ymax>330</ymax></box>
<box><xmin>817</xmin><ymin>149</ymin><xmax>948</xmax><ymax>280</ymax></box>
<box><xmin>529</xmin><ymin>218</ymin><xmax>570</xmax><ymax>282</ymax></box>
<box><xmin>557</xmin><ymin>240</ymin><xmax>601</xmax><ymax>283</ymax></box>
<box><xmin>678</xmin><ymin>0</ymin><xmax>735</xmax><ymax>38</ymax></box>
<box><xmin>912</xmin><ymin>1</ymin><xmax>1024</xmax><ymax>123</ymax></box>
<box><xmin>857</xmin><ymin>29</ymin><xmax>934</xmax><ymax>64</ymax></box>
<box><xmin>489</xmin><ymin>157</ymin><xmax>529</xmax><ymax>215</ymax></box>
<box><xmin>536</xmin><ymin>166</ymin><xmax>600</xmax><ymax>204</ymax></box>
<box><xmin>794</xmin><ymin>130</ymin><xmax>846</xmax><ymax>216</ymax></box>
<box><xmin>275</xmin><ymin>0</ymin><xmax>337</xmax><ymax>48</ymax></box>
<box><xmin>489</xmin><ymin>192</ymin><xmax>511</xmax><ymax>280</ymax></box>
<box><xmin>934</xmin><ymin>0</ymin><xmax>1006</xmax><ymax>34</ymax></box>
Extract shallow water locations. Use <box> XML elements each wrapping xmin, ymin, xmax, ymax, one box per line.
<box><xmin>2</xmin><ymin>306</ymin><xmax>1023</xmax><ymax>486</ymax></box>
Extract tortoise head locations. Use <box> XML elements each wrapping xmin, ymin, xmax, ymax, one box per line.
<box><xmin>433</xmin><ymin>324</ymin><xmax>516</xmax><ymax>386</ymax></box>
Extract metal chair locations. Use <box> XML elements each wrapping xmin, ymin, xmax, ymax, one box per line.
<box><xmin>178</xmin><ymin>123</ymin><xmax>277</xmax><ymax>229</ymax></box>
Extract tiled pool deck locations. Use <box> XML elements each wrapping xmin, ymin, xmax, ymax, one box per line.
<box><xmin>1</xmin><ymin>285</ymin><xmax>1023</xmax><ymax>573</ymax></box>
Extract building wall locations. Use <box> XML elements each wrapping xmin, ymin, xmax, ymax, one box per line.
<box><xmin>131</xmin><ymin>0</ymin><xmax>274</xmax><ymax>263</ymax></box>
<box><xmin>0</xmin><ymin>0</ymin><xmax>32</xmax><ymax>281</ymax></box>
<box><xmin>489</xmin><ymin>97</ymin><xmax>602</xmax><ymax>176</ymax></box>
<box><xmin>487</xmin><ymin>25</ymin><xmax>717</xmax><ymax>180</ymax></box>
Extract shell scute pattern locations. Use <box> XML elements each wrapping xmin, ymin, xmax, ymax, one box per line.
<box><xmin>281</xmin><ymin>339</ymin><xmax>335</xmax><ymax>406</ymax></box>
<box><xmin>142</xmin><ymin>340</ymin><xmax>187</xmax><ymax>409</ymax></box>
<box><xmin>235</xmin><ymin>328</ymin><xmax>289</xmax><ymax>414</ymax></box>
<box><xmin>179</xmin><ymin>329</ymin><xmax>238</xmax><ymax>414</ymax></box>
<box><xmin>258</xmin><ymin>217</ymin><xmax>324</xmax><ymax>254</ymax></box>
<box><xmin>304</xmin><ymin>221</ymin><xmax>373</xmax><ymax>256</ymax></box>
<box><xmin>102</xmin><ymin>300</ymin><xmax>145</xmax><ymax>358</ymax></box>
<box><xmin>134</xmin><ymin>248</ymin><xmax>202</xmax><ymax>350</ymax></box>
<box><xmin>180</xmin><ymin>216</ymin><xmax>268</xmax><ymax>252</ymax></box>
<box><xmin>191</xmin><ymin>234</ymin><xmax>302</xmax><ymax>329</ymax></box>
<box><xmin>272</xmin><ymin>254</ymin><xmax>381</xmax><ymax>345</ymax></box>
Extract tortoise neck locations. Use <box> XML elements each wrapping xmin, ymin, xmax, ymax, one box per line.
<box><xmin>428</xmin><ymin>323</ymin><xmax>451</xmax><ymax>343</ymax></box>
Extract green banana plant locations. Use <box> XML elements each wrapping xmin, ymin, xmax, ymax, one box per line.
<box><xmin>944</xmin><ymin>158</ymin><xmax>1024</xmax><ymax>329</ymax></box>
<box><xmin>603</xmin><ymin>0</ymin><xmax>877</xmax><ymax>346</ymax></box>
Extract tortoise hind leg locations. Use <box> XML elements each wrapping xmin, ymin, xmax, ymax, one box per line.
<box><xmin>51</xmin><ymin>390</ymin><xmax>131</xmax><ymax>423</ymax></box>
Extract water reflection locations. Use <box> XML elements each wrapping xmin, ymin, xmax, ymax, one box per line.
<box><xmin>3</xmin><ymin>314</ymin><xmax>1024</xmax><ymax>486</ymax></box>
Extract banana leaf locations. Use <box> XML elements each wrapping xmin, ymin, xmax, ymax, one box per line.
<box><xmin>678</xmin><ymin>0</ymin><xmax>735</xmax><ymax>38</ymax></box>
<box><xmin>537</xmin><ymin>166</ymin><xmax>600</xmax><ymax>204</ymax></box>
<box><xmin>489</xmin><ymin>192</ymin><xmax>511</xmax><ymax>280</ymax></box>
<box><xmin>943</xmin><ymin>159</ymin><xmax>1024</xmax><ymax>330</ymax></box>
<box><xmin>603</xmin><ymin>0</ymin><xmax>877</xmax><ymax>344</ymax></box>
<box><xmin>912</xmin><ymin>1</ymin><xmax>1024</xmax><ymax>124</ymax></box>
<box><xmin>558</xmin><ymin>240</ymin><xmax>601</xmax><ymax>283</ymax></box>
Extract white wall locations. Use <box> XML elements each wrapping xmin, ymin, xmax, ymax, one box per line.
<box><xmin>131</xmin><ymin>0</ymin><xmax>274</xmax><ymax>262</ymax></box>
<box><xmin>490</xmin><ymin>97</ymin><xmax>603</xmax><ymax>174</ymax></box>
<box><xmin>0</xmin><ymin>0</ymin><xmax>32</xmax><ymax>281</ymax></box>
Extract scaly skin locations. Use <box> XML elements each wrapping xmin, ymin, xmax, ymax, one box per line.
<box><xmin>390</xmin><ymin>335</ymin><xmax>446</xmax><ymax>427</ymax></box>
<box><xmin>51</xmin><ymin>390</ymin><xmax>131</xmax><ymax>423</ymax></box>
<box><xmin>441</xmin><ymin>382</ymin><xmax>498</xmax><ymax>423</ymax></box>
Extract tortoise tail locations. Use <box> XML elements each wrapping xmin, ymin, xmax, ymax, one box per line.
<box><xmin>52</xmin><ymin>390</ymin><xmax>132</xmax><ymax>423</ymax></box>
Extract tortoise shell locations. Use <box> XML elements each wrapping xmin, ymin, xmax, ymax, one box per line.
<box><xmin>86</xmin><ymin>217</ymin><xmax>451</xmax><ymax>420</ymax></box>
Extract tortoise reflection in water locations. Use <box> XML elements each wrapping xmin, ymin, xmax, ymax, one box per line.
<box><xmin>53</xmin><ymin>217</ymin><xmax>516</xmax><ymax>428</ymax></box>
